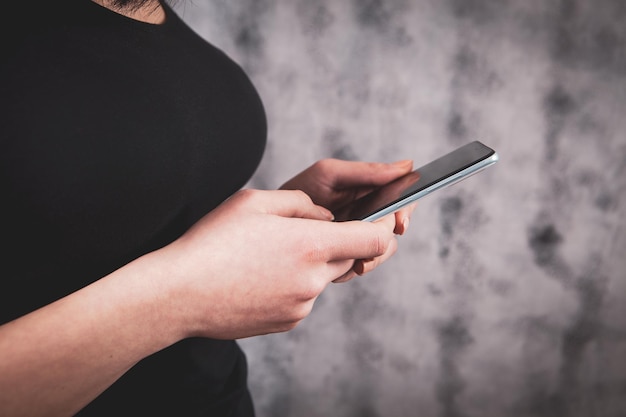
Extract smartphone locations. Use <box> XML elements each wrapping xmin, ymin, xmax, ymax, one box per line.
<box><xmin>333</xmin><ymin>140</ymin><xmax>499</xmax><ymax>222</ymax></box>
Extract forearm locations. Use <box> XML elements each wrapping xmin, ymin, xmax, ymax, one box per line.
<box><xmin>0</xmin><ymin>186</ymin><xmax>403</xmax><ymax>416</ymax></box>
<box><xmin>0</xmin><ymin>251</ymin><xmax>182</xmax><ymax>417</ymax></box>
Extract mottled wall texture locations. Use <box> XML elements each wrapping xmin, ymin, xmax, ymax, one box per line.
<box><xmin>175</xmin><ymin>1</ymin><xmax>626</xmax><ymax>416</ymax></box>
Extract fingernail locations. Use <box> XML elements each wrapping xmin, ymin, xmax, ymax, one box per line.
<box><xmin>353</xmin><ymin>260</ymin><xmax>364</xmax><ymax>275</ymax></box>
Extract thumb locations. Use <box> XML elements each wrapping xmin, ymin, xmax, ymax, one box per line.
<box><xmin>332</xmin><ymin>159</ymin><xmax>414</xmax><ymax>190</ymax></box>
<box><xmin>315</xmin><ymin>217</ymin><xmax>396</xmax><ymax>262</ymax></box>
<box><xmin>257</xmin><ymin>189</ymin><xmax>335</xmax><ymax>220</ymax></box>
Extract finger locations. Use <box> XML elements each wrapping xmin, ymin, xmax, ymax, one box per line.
<box><xmin>332</xmin><ymin>268</ymin><xmax>358</xmax><ymax>283</ymax></box>
<box><xmin>325</xmin><ymin>216</ymin><xmax>398</xmax><ymax>282</ymax></box>
<box><xmin>393</xmin><ymin>202</ymin><xmax>417</xmax><ymax>235</ymax></box>
<box><xmin>335</xmin><ymin>232</ymin><xmax>398</xmax><ymax>281</ymax></box>
<box><xmin>351</xmin><ymin>258</ymin><xmax>373</xmax><ymax>275</ymax></box>
<box><xmin>247</xmin><ymin>189</ymin><xmax>334</xmax><ymax>220</ymax></box>
<box><xmin>374</xmin><ymin>211</ymin><xmax>397</xmax><ymax>230</ymax></box>
<box><xmin>327</xmin><ymin>159</ymin><xmax>414</xmax><ymax>190</ymax></box>
<box><xmin>328</xmin><ymin>259</ymin><xmax>358</xmax><ymax>283</ymax></box>
<box><xmin>317</xmin><ymin>220</ymin><xmax>395</xmax><ymax>262</ymax></box>
<box><xmin>354</xmin><ymin>237</ymin><xmax>398</xmax><ymax>275</ymax></box>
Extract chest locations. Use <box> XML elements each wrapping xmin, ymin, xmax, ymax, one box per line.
<box><xmin>1</xmin><ymin>29</ymin><xmax>266</xmax><ymax>270</ymax></box>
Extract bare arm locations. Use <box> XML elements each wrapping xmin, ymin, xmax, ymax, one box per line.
<box><xmin>0</xmin><ymin>189</ymin><xmax>397</xmax><ymax>416</ymax></box>
<box><xmin>0</xmin><ymin>250</ymin><xmax>183</xmax><ymax>416</ymax></box>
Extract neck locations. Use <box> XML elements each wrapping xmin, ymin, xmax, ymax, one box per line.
<box><xmin>91</xmin><ymin>0</ymin><xmax>166</xmax><ymax>24</ymax></box>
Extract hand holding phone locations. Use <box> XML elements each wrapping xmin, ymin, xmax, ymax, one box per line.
<box><xmin>332</xmin><ymin>141</ymin><xmax>499</xmax><ymax>222</ymax></box>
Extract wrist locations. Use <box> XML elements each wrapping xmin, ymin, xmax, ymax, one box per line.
<box><xmin>92</xmin><ymin>249</ymin><xmax>189</xmax><ymax>357</ymax></box>
<box><xmin>132</xmin><ymin>248</ymin><xmax>191</xmax><ymax>346</ymax></box>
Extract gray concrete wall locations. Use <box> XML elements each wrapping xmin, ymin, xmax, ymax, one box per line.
<box><xmin>175</xmin><ymin>1</ymin><xmax>626</xmax><ymax>416</ymax></box>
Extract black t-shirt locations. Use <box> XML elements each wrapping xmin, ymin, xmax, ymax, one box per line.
<box><xmin>1</xmin><ymin>1</ymin><xmax>266</xmax><ymax>415</ymax></box>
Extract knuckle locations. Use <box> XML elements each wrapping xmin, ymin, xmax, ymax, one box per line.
<box><xmin>302</xmin><ymin>242</ymin><xmax>326</xmax><ymax>263</ymax></box>
<box><xmin>312</xmin><ymin>158</ymin><xmax>334</xmax><ymax>171</ymax></box>
<box><xmin>281</xmin><ymin>304</ymin><xmax>313</xmax><ymax>330</ymax></box>
<box><xmin>312</xmin><ymin>158</ymin><xmax>342</xmax><ymax>176</ymax></box>
<box><xmin>370</xmin><ymin>234</ymin><xmax>389</xmax><ymax>257</ymax></box>
<box><xmin>235</xmin><ymin>188</ymin><xmax>259</xmax><ymax>202</ymax></box>
<box><xmin>367</xmin><ymin>161</ymin><xmax>385</xmax><ymax>170</ymax></box>
<box><xmin>298</xmin><ymin>278</ymin><xmax>326</xmax><ymax>301</ymax></box>
<box><xmin>294</xmin><ymin>301</ymin><xmax>315</xmax><ymax>321</ymax></box>
<box><xmin>389</xmin><ymin>237</ymin><xmax>398</xmax><ymax>255</ymax></box>
<box><xmin>291</xmin><ymin>189</ymin><xmax>313</xmax><ymax>204</ymax></box>
<box><xmin>282</xmin><ymin>319</ymin><xmax>302</xmax><ymax>332</ymax></box>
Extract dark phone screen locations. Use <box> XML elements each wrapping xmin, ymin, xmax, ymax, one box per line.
<box><xmin>333</xmin><ymin>141</ymin><xmax>495</xmax><ymax>221</ymax></box>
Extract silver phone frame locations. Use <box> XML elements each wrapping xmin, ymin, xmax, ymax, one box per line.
<box><xmin>361</xmin><ymin>152</ymin><xmax>499</xmax><ymax>222</ymax></box>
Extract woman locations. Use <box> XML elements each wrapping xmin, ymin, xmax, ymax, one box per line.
<box><xmin>0</xmin><ymin>0</ymin><xmax>414</xmax><ymax>415</ymax></box>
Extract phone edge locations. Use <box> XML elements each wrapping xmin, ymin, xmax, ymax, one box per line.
<box><xmin>361</xmin><ymin>152</ymin><xmax>499</xmax><ymax>222</ymax></box>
